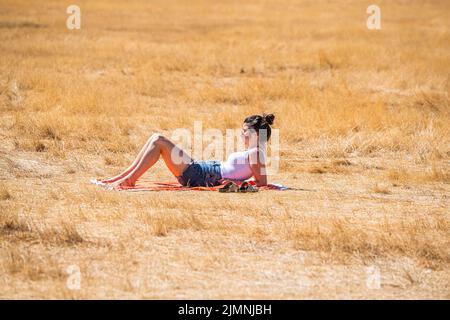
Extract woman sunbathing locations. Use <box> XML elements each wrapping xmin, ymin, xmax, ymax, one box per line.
<box><xmin>101</xmin><ymin>113</ymin><xmax>275</xmax><ymax>188</ymax></box>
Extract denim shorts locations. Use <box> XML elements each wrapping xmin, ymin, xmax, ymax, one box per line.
<box><xmin>176</xmin><ymin>160</ymin><xmax>223</xmax><ymax>187</ymax></box>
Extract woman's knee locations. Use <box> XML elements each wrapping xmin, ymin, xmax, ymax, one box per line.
<box><xmin>150</xmin><ymin>133</ymin><xmax>167</xmax><ymax>145</ymax></box>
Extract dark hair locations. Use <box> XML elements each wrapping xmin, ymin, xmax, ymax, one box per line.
<box><xmin>243</xmin><ymin>113</ymin><xmax>275</xmax><ymax>140</ymax></box>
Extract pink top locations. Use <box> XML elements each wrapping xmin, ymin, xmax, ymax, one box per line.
<box><xmin>220</xmin><ymin>150</ymin><xmax>253</xmax><ymax>180</ymax></box>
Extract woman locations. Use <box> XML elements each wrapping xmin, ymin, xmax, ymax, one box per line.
<box><xmin>101</xmin><ymin>113</ymin><xmax>275</xmax><ymax>188</ymax></box>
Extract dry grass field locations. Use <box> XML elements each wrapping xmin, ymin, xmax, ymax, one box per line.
<box><xmin>0</xmin><ymin>0</ymin><xmax>449</xmax><ymax>299</ymax></box>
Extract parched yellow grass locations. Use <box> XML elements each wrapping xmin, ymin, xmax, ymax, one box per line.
<box><xmin>3</xmin><ymin>246</ymin><xmax>65</xmax><ymax>281</ymax></box>
<box><xmin>388</xmin><ymin>163</ymin><xmax>450</xmax><ymax>185</ymax></box>
<box><xmin>0</xmin><ymin>183</ymin><xmax>13</xmax><ymax>201</ymax></box>
<box><xmin>0</xmin><ymin>0</ymin><xmax>449</xmax><ymax>299</ymax></box>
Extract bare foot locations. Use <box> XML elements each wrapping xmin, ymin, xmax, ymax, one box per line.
<box><xmin>110</xmin><ymin>177</ymin><xmax>136</xmax><ymax>188</ymax></box>
<box><xmin>101</xmin><ymin>178</ymin><xmax>120</xmax><ymax>183</ymax></box>
<box><xmin>101</xmin><ymin>169</ymin><xmax>135</xmax><ymax>183</ymax></box>
<box><xmin>101</xmin><ymin>175</ymin><xmax>127</xmax><ymax>183</ymax></box>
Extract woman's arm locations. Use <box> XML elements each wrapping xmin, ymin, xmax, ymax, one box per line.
<box><xmin>248</xmin><ymin>148</ymin><xmax>267</xmax><ymax>187</ymax></box>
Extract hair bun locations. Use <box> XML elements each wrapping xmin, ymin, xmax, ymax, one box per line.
<box><xmin>263</xmin><ymin>113</ymin><xmax>275</xmax><ymax>125</ymax></box>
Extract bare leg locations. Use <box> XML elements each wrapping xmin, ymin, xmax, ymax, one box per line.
<box><xmin>102</xmin><ymin>134</ymin><xmax>155</xmax><ymax>183</ymax></box>
<box><xmin>111</xmin><ymin>134</ymin><xmax>193</xmax><ymax>187</ymax></box>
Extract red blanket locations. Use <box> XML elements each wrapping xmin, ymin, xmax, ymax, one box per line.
<box><xmin>111</xmin><ymin>180</ymin><xmax>288</xmax><ymax>192</ymax></box>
